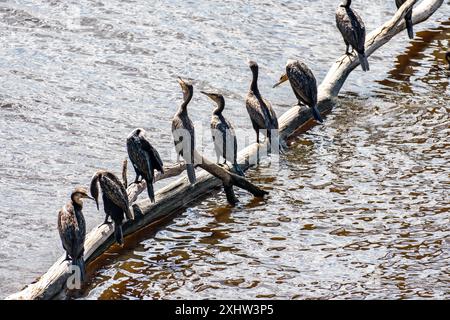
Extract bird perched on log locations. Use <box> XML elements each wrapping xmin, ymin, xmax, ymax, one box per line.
<box><xmin>127</xmin><ymin>128</ymin><xmax>164</xmax><ymax>203</ymax></box>
<box><xmin>90</xmin><ymin>171</ymin><xmax>133</xmax><ymax>245</ymax></box>
<box><xmin>246</xmin><ymin>60</ymin><xmax>280</xmax><ymax>149</ymax></box>
<box><xmin>172</xmin><ymin>77</ymin><xmax>196</xmax><ymax>184</ymax></box>
<box><xmin>336</xmin><ymin>0</ymin><xmax>370</xmax><ymax>71</ymax></box>
<box><xmin>57</xmin><ymin>187</ymin><xmax>94</xmax><ymax>282</ymax></box>
<box><xmin>201</xmin><ymin>91</ymin><xmax>245</xmax><ymax>176</ymax></box>
<box><xmin>273</xmin><ymin>59</ymin><xmax>323</xmax><ymax>123</ymax></box>
<box><xmin>395</xmin><ymin>0</ymin><xmax>414</xmax><ymax>39</ymax></box>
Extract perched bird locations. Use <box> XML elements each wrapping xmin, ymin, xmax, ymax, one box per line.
<box><xmin>90</xmin><ymin>171</ymin><xmax>133</xmax><ymax>245</ymax></box>
<box><xmin>201</xmin><ymin>91</ymin><xmax>245</xmax><ymax>176</ymax></box>
<box><xmin>336</xmin><ymin>0</ymin><xmax>370</xmax><ymax>71</ymax></box>
<box><xmin>446</xmin><ymin>50</ymin><xmax>450</xmax><ymax>70</ymax></box>
<box><xmin>273</xmin><ymin>59</ymin><xmax>323</xmax><ymax>123</ymax></box>
<box><xmin>172</xmin><ymin>77</ymin><xmax>196</xmax><ymax>184</ymax></box>
<box><xmin>395</xmin><ymin>0</ymin><xmax>414</xmax><ymax>39</ymax></box>
<box><xmin>246</xmin><ymin>60</ymin><xmax>280</xmax><ymax>148</ymax></box>
<box><xmin>127</xmin><ymin>128</ymin><xmax>164</xmax><ymax>203</ymax></box>
<box><xmin>57</xmin><ymin>187</ymin><xmax>93</xmax><ymax>281</ymax></box>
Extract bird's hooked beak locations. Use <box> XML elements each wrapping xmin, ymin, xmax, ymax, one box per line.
<box><xmin>273</xmin><ymin>73</ymin><xmax>288</xmax><ymax>88</ymax></box>
<box><xmin>177</xmin><ymin>77</ymin><xmax>187</xmax><ymax>91</ymax></box>
<box><xmin>82</xmin><ymin>194</ymin><xmax>95</xmax><ymax>201</ymax></box>
<box><xmin>200</xmin><ymin>90</ymin><xmax>214</xmax><ymax>101</ymax></box>
<box><xmin>178</xmin><ymin>77</ymin><xmax>193</xmax><ymax>100</ymax></box>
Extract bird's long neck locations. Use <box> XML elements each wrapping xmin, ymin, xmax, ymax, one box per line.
<box><xmin>341</xmin><ymin>0</ymin><xmax>351</xmax><ymax>7</ymax></box>
<box><xmin>213</xmin><ymin>98</ymin><xmax>225</xmax><ymax>115</ymax></box>
<box><xmin>179</xmin><ymin>90</ymin><xmax>193</xmax><ymax>114</ymax></box>
<box><xmin>250</xmin><ymin>68</ymin><xmax>261</xmax><ymax>97</ymax></box>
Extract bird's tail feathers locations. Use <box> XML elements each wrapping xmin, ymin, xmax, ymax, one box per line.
<box><xmin>311</xmin><ymin>105</ymin><xmax>323</xmax><ymax>123</ymax></box>
<box><xmin>186</xmin><ymin>164</ymin><xmax>196</xmax><ymax>184</ymax></box>
<box><xmin>406</xmin><ymin>18</ymin><xmax>414</xmax><ymax>39</ymax></box>
<box><xmin>72</xmin><ymin>256</ymin><xmax>86</xmax><ymax>282</ymax></box>
<box><xmin>114</xmin><ymin>223</ymin><xmax>124</xmax><ymax>246</ymax></box>
<box><xmin>233</xmin><ymin>163</ymin><xmax>245</xmax><ymax>177</ymax></box>
<box><xmin>358</xmin><ymin>52</ymin><xmax>370</xmax><ymax>72</ymax></box>
<box><xmin>146</xmin><ymin>180</ymin><xmax>156</xmax><ymax>203</ymax></box>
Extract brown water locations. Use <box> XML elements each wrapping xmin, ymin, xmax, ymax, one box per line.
<box><xmin>0</xmin><ymin>1</ymin><xmax>449</xmax><ymax>299</ymax></box>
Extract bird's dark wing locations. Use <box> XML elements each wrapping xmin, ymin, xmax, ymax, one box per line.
<box><xmin>100</xmin><ymin>172</ymin><xmax>130</xmax><ymax>217</ymax></box>
<box><xmin>140</xmin><ymin>136</ymin><xmax>164</xmax><ymax>174</ymax></box>
<box><xmin>336</xmin><ymin>7</ymin><xmax>366</xmax><ymax>53</ymax></box>
<box><xmin>246</xmin><ymin>92</ymin><xmax>266</xmax><ymax>130</ymax></box>
<box><xmin>58</xmin><ymin>204</ymin><xmax>75</xmax><ymax>257</ymax></box>
<box><xmin>350</xmin><ymin>10</ymin><xmax>366</xmax><ymax>52</ymax></box>
<box><xmin>211</xmin><ymin>117</ymin><xmax>228</xmax><ymax>160</ymax></box>
<box><xmin>103</xmin><ymin>193</ymin><xmax>124</xmax><ymax>224</ymax></box>
<box><xmin>127</xmin><ymin>137</ymin><xmax>147</xmax><ymax>175</ymax></box>
<box><xmin>172</xmin><ymin>115</ymin><xmax>195</xmax><ymax>165</ymax></box>
<box><xmin>287</xmin><ymin>62</ymin><xmax>317</xmax><ymax>108</ymax></box>
<box><xmin>263</xmin><ymin>98</ymin><xmax>279</xmax><ymax>130</ymax></box>
<box><xmin>224</xmin><ymin>118</ymin><xmax>238</xmax><ymax>164</ymax></box>
<box><xmin>72</xmin><ymin>211</ymin><xmax>85</xmax><ymax>259</ymax></box>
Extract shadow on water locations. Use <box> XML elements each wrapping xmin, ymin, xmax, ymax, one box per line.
<box><xmin>376</xmin><ymin>18</ymin><xmax>450</xmax><ymax>95</ymax></box>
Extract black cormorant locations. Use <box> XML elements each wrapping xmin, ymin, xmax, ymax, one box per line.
<box><xmin>273</xmin><ymin>59</ymin><xmax>323</xmax><ymax>123</ymax></box>
<box><xmin>57</xmin><ymin>187</ymin><xmax>93</xmax><ymax>281</ymax></box>
<box><xmin>201</xmin><ymin>91</ymin><xmax>245</xmax><ymax>176</ymax></box>
<box><xmin>172</xmin><ymin>77</ymin><xmax>196</xmax><ymax>184</ymax></box>
<box><xmin>246</xmin><ymin>60</ymin><xmax>280</xmax><ymax>148</ymax></box>
<box><xmin>127</xmin><ymin>128</ymin><xmax>164</xmax><ymax>203</ymax></box>
<box><xmin>336</xmin><ymin>0</ymin><xmax>370</xmax><ymax>71</ymax></box>
<box><xmin>90</xmin><ymin>171</ymin><xmax>133</xmax><ymax>245</ymax></box>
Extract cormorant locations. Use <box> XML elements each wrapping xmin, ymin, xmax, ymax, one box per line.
<box><xmin>336</xmin><ymin>0</ymin><xmax>370</xmax><ymax>71</ymax></box>
<box><xmin>90</xmin><ymin>170</ymin><xmax>133</xmax><ymax>245</ymax></box>
<box><xmin>57</xmin><ymin>187</ymin><xmax>93</xmax><ymax>281</ymax></box>
<box><xmin>172</xmin><ymin>77</ymin><xmax>196</xmax><ymax>184</ymax></box>
<box><xmin>395</xmin><ymin>0</ymin><xmax>414</xmax><ymax>39</ymax></box>
<box><xmin>127</xmin><ymin>128</ymin><xmax>164</xmax><ymax>203</ymax></box>
<box><xmin>200</xmin><ymin>91</ymin><xmax>245</xmax><ymax>176</ymax></box>
<box><xmin>273</xmin><ymin>59</ymin><xmax>323</xmax><ymax>123</ymax></box>
<box><xmin>246</xmin><ymin>60</ymin><xmax>280</xmax><ymax>148</ymax></box>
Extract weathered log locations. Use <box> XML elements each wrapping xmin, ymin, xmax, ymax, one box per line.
<box><xmin>5</xmin><ymin>0</ymin><xmax>443</xmax><ymax>300</ymax></box>
<box><xmin>127</xmin><ymin>162</ymin><xmax>187</xmax><ymax>203</ymax></box>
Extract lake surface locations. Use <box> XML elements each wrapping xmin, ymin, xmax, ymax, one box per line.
<box><xmin>0</xmin><ymin>0</ymin><xmax>448</xmax><ymax>299</ymax></box>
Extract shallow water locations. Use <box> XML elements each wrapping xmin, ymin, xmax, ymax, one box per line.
<box><xmin>0</xmin><ymin>1</ymin><xmax>449</xmax><ymax>299</ymax></box>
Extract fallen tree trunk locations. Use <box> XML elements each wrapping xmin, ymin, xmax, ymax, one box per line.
<box><xmin>5</xmin><ymin>0</ymin><xmax>443</xmax><ymax>300</ymax></box>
